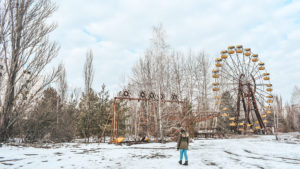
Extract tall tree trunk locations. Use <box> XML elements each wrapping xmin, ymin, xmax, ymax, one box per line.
<box><xmin>0</xmin><ymin>0</ymin><xmax>60</xmax><ymax>141</ymax></box>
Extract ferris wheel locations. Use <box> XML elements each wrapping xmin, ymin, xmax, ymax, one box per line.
<box><xmin>212</xmin><ymin>45</ymin><xmax>273</xmax><ymax>133</ymax></box>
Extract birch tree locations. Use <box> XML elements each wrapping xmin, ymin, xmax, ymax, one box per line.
<box><xmin>151</xmin><ymin>24</ymin><xmax>169</xmax><ymax>140</ymax></box>
<box><xmin>129</xmin><ymin>24</ymin><xmax>212</xmax><ymax>139</ymax></box>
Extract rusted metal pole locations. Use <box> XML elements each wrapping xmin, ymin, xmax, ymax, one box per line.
<box><xmin>249</xmin><ymin>84</ymin><xmax>265</xmax><ymax>129</ymax></box>
<box><xmin>241</xmin><ymin>91</ymin><xmax>248</xmax><ymax>132</ymax></box>
<box><xmin>116</xmin><ymin>106</ymin><xmax>118</xmax><ymax>140</ymax></box>
<box><xmin>114</xmin><ymin>96</ymin><xmax>184</xmax><ymax>104</ymax></box>
<box><xmin>99</xmin><ymin>104</ymin><xmax>113</xmax><ymax>144</ymax></box>
<box><xmin>113</xmin><ymin>97</ymin><xmax>117</xmax><ymax>142</ymax></box>
<box><xmin>236</xmin><ymin>85</ymin><xmax>241</xmax><ymax>132</ymax></box>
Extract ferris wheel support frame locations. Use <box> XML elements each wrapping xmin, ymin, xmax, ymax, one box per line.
<box><xmin>234</xmin><ymin>74</ymin><xmax>265</xmax><ymax>133</ymax></box>
<box><xmin>249</xmin><ymin>83</ymin><xmax>265</xmax><ymax>130</ymax></box>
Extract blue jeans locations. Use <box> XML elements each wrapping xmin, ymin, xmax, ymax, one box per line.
<box><xmin>180</xmin><ymin>149</ymin><xmax>188</xmax><ymax>161</ymax></box>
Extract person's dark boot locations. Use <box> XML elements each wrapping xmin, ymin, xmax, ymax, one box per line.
<box><xmin>183</xmin><ymin>161</ymin><xmax>188</xmax><ymax>165</ymax></box>
<box><xmin>178</xmin><ymin>160</ymin><xmax>182</xmax><ymax>164</ymax></box>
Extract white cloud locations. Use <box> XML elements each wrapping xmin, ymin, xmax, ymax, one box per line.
<box><xmin>50</xmin><ymin>0</ymin><xmax>300</xmax><ymax>102</ymax></box>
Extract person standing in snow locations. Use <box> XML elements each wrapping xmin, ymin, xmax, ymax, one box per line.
<box><xmin>177</xmin><ymin>127</ymin><xmax>189</xmax><ymax>165</ymax></box>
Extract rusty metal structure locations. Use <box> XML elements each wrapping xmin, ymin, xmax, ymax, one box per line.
<box><xmin>191</xmin><ymin>112</ymin><xmax>221</xmax><ymax>123</ymax></box>
<box><xmin>103</xmin><ymin>90</ymin><xmax>186</xmax><ymax>144</ymax></box>
<box><xmin>235</xmin><ymin>74</ymin><xmax>265</xmax><ymax>131</ymax></box>
<box><xmin>100</xmin><ymin>90</ymin><xmax>225</xmax><ymax>144</ymax></box>
<box><xmin>110</xmin><ymin>96</ymin><xmax>185</xmax><ymax>143</ymax></box>
<box><xmin>212</xmin><ymin>45</ymin><xmax>274</xmax><ymax>133</ymax></box>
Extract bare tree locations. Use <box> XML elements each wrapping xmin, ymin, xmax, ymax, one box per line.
<box><xmin>196</xmin><ymin>51</ymin><xmax>211</xmax><ymax>111</ymax></box>
<box><xmin>57</xmin><ymin>64</ymin><xmax>68</xmax><ymax>104</ymax></box>
<box><xmin>290</xmin><ymin>86</ymin><xmax>300</xmax><ymax>130</ymax></box>
<box><xmin>79</xmin><ymin>49</ymin><xmax>94</xmax><ymax>142</ymax></box>
<box><xmin>69</xmin><ymin>87</ymin><xmax>81</xmax><ymax>107</ymax></box>
<box><xmin>151</xmin><ymin>24</ymin><xmax>169</xmax><ymax>140</ymax></box>
<box><xmin>291</xmin><ymin>86</ymin><xmax>300</xmax><ymax>106</ymax></box>
<box><xmin>273</xmin><ymin>95</ymin><xmax>284</xmax><ymax>130</ymax></box>
<box><xmin>55</xmin><ymin>64</ymin><xmax>67</xmax><ymax>132</ymax></box>
<box><xmin>129</xmin><ymin>24</ymin><xmax>213</xmax><ymax>140</ymax></box>
<box><xmin>0</xmin><ymin>0</ymin><xmax>61</xmax><ymax>141</ymax></box>
<box><xmin>84</xmin><ymin>49</ymin><xmax>94</xmax><ymax>95</ymax></box>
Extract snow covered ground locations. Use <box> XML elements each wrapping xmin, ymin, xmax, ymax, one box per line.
<box><xmin>1</xmin><ymin>135</ymin><xmax>300</xmax><ymax>169</ymax></box>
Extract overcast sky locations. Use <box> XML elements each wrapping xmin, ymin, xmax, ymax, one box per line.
<box><xmin>50</xmin><ymin>0</ymin><xmax>300</xmax><ymax>103</ymax></box>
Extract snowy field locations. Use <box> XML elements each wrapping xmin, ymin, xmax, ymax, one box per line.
<box><xmin>1</xmin><ymin>135</ymin><xmax>300</xmax><ymax>169</ymax></box>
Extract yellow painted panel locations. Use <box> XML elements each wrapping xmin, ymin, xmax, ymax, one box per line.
<box><xmin>116</xmin><ymin>137</ymin><xmax>124</xmax><ymax>143</ymax></box>
<box><xmin>212</xmin><ymin>69</ymin><xmax>219</xmax><ymax>73</ymax></box>
<box><xmin>216</xmin><ymin>58</ymin><xmax>222</xmax><ymax>62</ymax></box>
<box><xmin>222</xmin><ymin>113</ymin><xmax>228</xmax><ymax>117</ymax></box>
<box><xmin>221</xmin><ymin>107</ymin><xmax>228</xmax><ymax>111</ymax></box>
<box><xmin>266</xmin><ymin>88</ymin><xmax>273</xmax><ymax>92</ymax></box>
<box><xmin>221</xmin><ymin>54</ymin><xmax>228</xmax><ymax>59</ymax></box>
<box><xmin>236</xmin><ymin>49</ymin><xmax>243</xmax><ymax>53</ymax></box>
<box><xmin>221</xmin><ymin>50</ymin><xmax>227</xmax><ymax>54</ymax></box>
<box><xmin>213</xmin><ymin>88</ymin><xmax>219</xmax><ymax>91</ymax></box>
<box><xmin>212</xmin><ymin>74</ymin><xmax>219</xmax><ymax>78</ymax></box>
<box><xmin>229</xmin><ymin>122</ymin><xmax>236</xmax><ymax>126</ymax></box>
<box><xmin>245</xmin><ymin>52</ymin><xmax>251</xmax><ymax>56</ymax></box>
<box><xmin>228</xmin><ymin>50</ymin><xmax>234</xmax><ymax>54</ymax></box>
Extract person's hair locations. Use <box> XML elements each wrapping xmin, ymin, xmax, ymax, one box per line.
<box><xmin>180</xmin><ymin>127</ymin><xmax>185</xmax><ymax>133</ymax></box>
